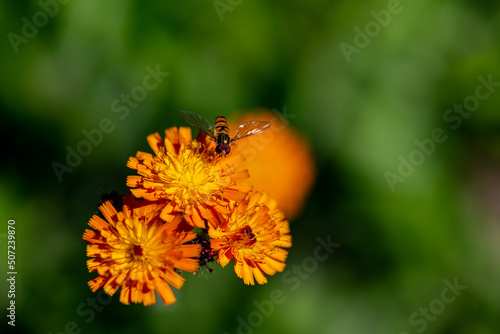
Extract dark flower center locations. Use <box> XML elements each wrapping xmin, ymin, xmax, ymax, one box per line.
<box><xmin>132</xmin><ymin>244</ymin><xmax>144</xmax><ymax>258</ymax></box>
<box><xmin>238</xmin><ymin>226</ymin><xmax>256</xmax><ymax>247</ymax></box>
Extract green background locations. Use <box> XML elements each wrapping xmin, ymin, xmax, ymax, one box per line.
<box><xmin>1</xmin><ymin>0</ymin><xmax>500</xmax><ymax>333</ymax></box>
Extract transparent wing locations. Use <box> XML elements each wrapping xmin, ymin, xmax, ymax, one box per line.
<box><xmin>232</xmin><ymin>121</ymin><xmax>271</xmax><ymax>142</ymax></box>
<box><xmin>178</xmin><ymin>110</ymin><xmax>215</xmax><ymax>139</ymax></box>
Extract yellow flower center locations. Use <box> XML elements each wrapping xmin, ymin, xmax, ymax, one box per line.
<box><xmin>155</xmin><ymin>148</ymin><xmax>226</xmax><ymax>211</ymax></box>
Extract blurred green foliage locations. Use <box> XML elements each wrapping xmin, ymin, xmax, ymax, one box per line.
<box><xmin>1</xmin><ymin>0</ymin><xmax>500</xmax><ymax>333</ymax></box>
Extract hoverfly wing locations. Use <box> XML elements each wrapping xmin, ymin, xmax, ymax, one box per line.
<box><xmin>178</xmin><ymin>110</ymin><xmax>215</xmax><ymax>139</ymax></box>
<box><xmin>232</xmin><ymin>121</ymin><xmax>271</xmax><ymax>142</ymax></box>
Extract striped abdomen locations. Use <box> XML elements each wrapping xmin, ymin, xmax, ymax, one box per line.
<box><xmin>215</xmin><ymin>115</ymin><xmax>230</xmax><ymax>135</ymax></box>
<box><xmin>214</xmin><ymin>116</ymin><xmax>231</xmax><ymax>154</ymax></box>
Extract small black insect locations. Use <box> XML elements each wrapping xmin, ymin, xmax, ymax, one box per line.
<box><xmin>187</xmin><ymin>229</ymin><xmax>218</xmax><ymax>273</ymax></box>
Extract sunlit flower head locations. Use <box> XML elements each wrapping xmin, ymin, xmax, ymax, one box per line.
<box><xmin>209</xmin><ymin>192</ymin><xmax>292</xmax><ymax>285</ymax></box>
<box><xmin>83</xmin><ymin>195</ymin><xmax>200</xmax><ymax>306</ymax></box>
<box><xmin>126</xmin><ymin>127</ymin><xmax>252</xmax><ymax>229</ymax></box>
<box><xmin>230</xmin><ymin>109</ymin><xmax>316</xmax><ymax>220</ymax></box>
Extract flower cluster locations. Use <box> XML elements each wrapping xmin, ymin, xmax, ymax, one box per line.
<box><xmin>84</xmin><ymin>122</ymin><xmax>292</xmax><ymax>306</ymax></box>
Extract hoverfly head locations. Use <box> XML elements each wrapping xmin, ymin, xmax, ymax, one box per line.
<box><xmin>216</xmin><ymin>143</ymin><xmax>231</xmax><ymax>155</ymax></box>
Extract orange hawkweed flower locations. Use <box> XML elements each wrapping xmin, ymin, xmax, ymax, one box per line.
<box><xmin>209</xmin><ymin>192</ymin><xmax>292</xmax><ymax>285</ymax></box>
<box><xmin>231</xmin><ymin>109</ymin><xmax>315</xmax><ymax>220</ymax></box>
<box><xmin>126</xmin><ymin>127</ymin><xmax>252</xmax><ymax>229</ymax></box>
<box><xmin>83</xmin><ymin>195</ymin><xmax>200</xmax><ymax>306</ymax></box>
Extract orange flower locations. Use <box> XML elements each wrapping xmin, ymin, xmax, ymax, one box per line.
<box><xmin>126</xmin><ymin>127</ymin><xmax>252</xmax><ymax>228</ymax></box>
<box><xmin>209</xmin><ymin>192</ymin><xmax>291</xmax><ymax>285</ymax></box>
<box><xmin>230</xmin><ymin>109</ymin><xmax>315</xmax><ymax>220</ymax></box>
<box><xmin>83</xmin><ymin>195</ymin><xmax>200</xmax><ymax>306</ymax></box>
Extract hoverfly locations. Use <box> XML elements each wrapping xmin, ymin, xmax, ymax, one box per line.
<box><xmin>178</xmin><ymin>110</ymin><xmax>271</xmax><ymax>155</ymax></box>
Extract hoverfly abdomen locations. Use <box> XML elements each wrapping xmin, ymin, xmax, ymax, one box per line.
<box><xmin>214</xmin><ymin>116</ymin><xmax>232</xmax><ymax>154</ymax></box>
<box><xmin>215</xmin><ymin>116</ymin><xmax>230</xmax><ymax>134</ymax></box>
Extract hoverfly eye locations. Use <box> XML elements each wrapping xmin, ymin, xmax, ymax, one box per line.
<box><xmin>216</xmin><ymin>144</ymin><xmax>231</xmax><ymax>154</ymax></box>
